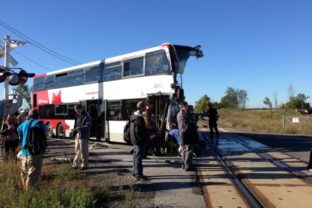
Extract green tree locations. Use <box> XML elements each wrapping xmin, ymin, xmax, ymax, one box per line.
<box><xmin>263</xmin><ymin>97</ymin><xmax>272</xmax><ymax>109</ymax></box>
<box><xmin>238</xmin><ymin>89</ymin><xmax>248</xmax><ymax>109</ymax></box>
<box><xmin>12</xmin><ymin>84</ymin><xmax>31</xmax><ymax>109</ymax></box>
<box><xmin>283</xmin><ymin>93</ymin><xmax>310</xmax><ymax>109</ymax></box>
<box><xmin>220</xmin><ymin>87</ymin><xmax>248</xmax><ymax>109</ymax></box>
<box><xmin>194</xmin><ymin>94</ymin><xmax>211</xmax><ymax>113</ymax></box>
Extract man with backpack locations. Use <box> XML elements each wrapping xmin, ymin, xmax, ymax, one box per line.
<box><xmin>17</xmin><ymin>109</ymin><xmax>48</xmax><ymax>190</ymax></box>
<box><xmin>130</xmin><ymin>101</ymin><xmax>149</xmax><ymax>181</ymax></box>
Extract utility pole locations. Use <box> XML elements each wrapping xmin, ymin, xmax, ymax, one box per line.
<box><xmin>3</xmin><ymin>35</ymin><xmax>10</xmax><ymax>100</ymax></box>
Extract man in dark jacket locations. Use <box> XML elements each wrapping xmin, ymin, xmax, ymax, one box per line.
<box><xmin>72</xmin><ymin>104</ymin><xmax>91</xmax><ymax>170</ymax></box>
<box><xmin>207</xmin><ymin>102</ymin><xmax>219</xmax><ymax>147</ymax></box>
<box><xmin>177</xmin><ymin>101</ymin><xmax>194</xmax><ymax>171</ymax></box>
<box><xmin>130</xmin><ymin>101</ymin><xmax>149</xmax><ymax>181</ymax></box>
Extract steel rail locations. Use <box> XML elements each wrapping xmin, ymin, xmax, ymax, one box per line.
<box><xmin>228</xmin><ymin>134</ymin><xmax>312</xmax><ymax>184</ymax></box>
<box><xmin>199</xmin><ymin>132</ymin><xmax>263</xmax><ymax>208</ymax></box>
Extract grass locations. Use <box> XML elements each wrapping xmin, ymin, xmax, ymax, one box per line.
<box><xmin>218</xmin><ymin>108</ymin><xmax>312</xmax><ymax>135</ymax></box>
<box><xmin>0</xmin><ymin>161</ymin><xmax>137</xmax><ymax>208</ymax></box>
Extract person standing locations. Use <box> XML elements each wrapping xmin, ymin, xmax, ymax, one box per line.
<box><xmin>1</xmin><ymin>114</ymin><xmax>19</xmax><ymax>161</ymax></box>
<box><xmin>207</xmin><ymin>102</ymin><xmax>219</xmax><ymax>145</ymax></box>
<box><xmin>143</xmin><ymin>99</ymin><xmax>159</xmax><ymax>157</ymax></box>
<box><xmin>17</xmin><ymin>109</ymin><xmax>28</xmax><ymax>125</ymax></box>
<box><xmin>130</xmin><ymin>101</ymin><xmax>149</xmax><ymax>181</ymax></box>
<box><xmin>177</xmin><ymin>101</ymin><xmax>194</xmax><ymax>171</ymax></box>
<box><xmin>72</xmin><ymin>104</ymin><xmax>91</xmax><ymax>170</ymax></box>
<box><xmin>17</xmin><ymin>109</ymin><xmax>48</xmax><ymax>190</ymax></box>
<box><xmin>296</xmin><ymin>108</ymin><xmax>312</xmax><ymax>171</ymax></box>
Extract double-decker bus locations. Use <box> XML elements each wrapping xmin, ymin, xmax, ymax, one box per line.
<box><xmin>32</xmin><ymin>43</ymin><xmax>203</xmax><ymax>143</ymax></box>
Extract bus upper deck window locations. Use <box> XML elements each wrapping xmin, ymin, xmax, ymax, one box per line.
<box><xmin>123</xmin><ymin>57</ymin><xmax>143</xmax><ymax>77</ymax></box>
<box><xmin>145</xmin><ymin>50</ymin><xmax>170</xmax><ymax>75</ymax></box>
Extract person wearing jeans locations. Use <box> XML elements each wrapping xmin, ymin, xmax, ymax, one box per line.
<box><xmin>130</xmin><ymin>101</ymin><xmax>149</xmax><ymax>181</ymax></box>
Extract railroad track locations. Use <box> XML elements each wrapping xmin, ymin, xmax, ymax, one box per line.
<box><xmin>197</xmin><ymin>130</ymin><xmax>312</xmax><ymax>208</ymax></box>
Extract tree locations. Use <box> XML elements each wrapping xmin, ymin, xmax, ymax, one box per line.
<box><xmin>263</xmin><ymin>97</ymin><xmax>272</xmax><ymax>109</ymax></box>
<box><xmin>238</xmin><ymin>89</ymin><xmax>248</xmax><ymax>109</ymax></box>
<box><xmin>273</xmin><ymin>91</ymin><xmax>278</xmax><ymax>109</ymax></box>
<box><xmin>220</xmin><ymin>87</ymin><xmax>248</xmax><ymax>109</ymax></box>
<box><xmin>12</xmin><ymin>84</ymin><xmax>31</xmax><ymax>109</ymax></box>
<box><xmin>283</xmin><ymin>93</ymin><xmax>310</xmax><ymax>109</ymax></box>
<box><xmin>288</xmin><ymin>84</ymin><xmax>295</xmax><ymax>100</ymax></box>
<box><xmin>194</xmin><ymin>94</ymin><xmax>211</xmax><ymax>113</ymax></box>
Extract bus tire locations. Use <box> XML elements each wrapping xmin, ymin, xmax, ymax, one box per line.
<box><xmin>46</xmin><ymin>122</ymin><xmax>54</xmax><ymax>138</ymax></box>
<box><xmin>56</xmin><ymin>123</ymin><xmax>65</xmax><ymax>138</ymax></box>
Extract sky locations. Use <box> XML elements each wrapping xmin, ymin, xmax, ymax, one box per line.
<box><xmin>0</xmin><ymin>0</ymin><xmax>311</xmax><ymax>108</ymax></box>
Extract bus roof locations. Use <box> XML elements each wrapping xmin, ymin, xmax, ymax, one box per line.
<box><xmin>34</xmin><ymin>43</ymin><xmax>203</xmax><ymax>78</ymax></box>
<box><xmin>41</xmin><ymin>44</ymin><xmax>166</xmax><ymax>77</ymax></box>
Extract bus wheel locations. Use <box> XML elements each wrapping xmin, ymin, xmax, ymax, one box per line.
<box><xmin>57</xmin><ymin>123</ymin><xmax>65</xmax><ymax>138</ymax></box>
<box><xmin>46</xmin><ymin>123</ymin><xmax>54</xmax><ymax>138</ymax></box>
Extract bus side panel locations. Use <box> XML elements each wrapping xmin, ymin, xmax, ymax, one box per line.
<box><xmin>103</xmin><ymin>75</ymin><xmax>172</xmax><ymax>100</ymax></box>
<box><xmin>106</xmin><ymin>120</ymin><xmax>127</xmax><ymax>143</ymax></box>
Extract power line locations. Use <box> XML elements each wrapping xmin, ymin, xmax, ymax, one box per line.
<box><xmin>0</xmin><ymin>19</ymin><xmax>81</xmax><ymax>65</ymax></box>
<box><xmin>12</xmin><ymin>50</ymin><xmax>51</xmax><ymax>70</ymax></box>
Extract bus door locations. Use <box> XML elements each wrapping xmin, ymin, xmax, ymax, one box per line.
<box><xmin>147</xmin><ymin>94</ymin><xmax>170</xmax><ymax>133</ymax></box>
<box><xmin>84</xmin><ymin>99</ymin><xmax>102</xmax><ymax>141</ymax></box>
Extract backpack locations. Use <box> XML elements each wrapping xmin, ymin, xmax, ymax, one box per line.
<box><xmin>123</xmin><ymin>120</ymin><xmax>132</xmax><ymax>144</ymax></box>
<box><xmin>27</xmin><ymin>120</ymin><xmax>47</xmax><ymax>155</ymax></box>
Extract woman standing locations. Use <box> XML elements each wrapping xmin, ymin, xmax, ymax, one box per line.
<box><xmin>1</xmin><ymin>114</ymin><xmax>19</xmax><ymax>161</ymax></box>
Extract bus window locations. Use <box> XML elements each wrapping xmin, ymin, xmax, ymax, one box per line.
<box><xmin>55</xmin><ymin>104</ymin><xmax>68</xmax><ymax>116</ymax></box>
<box><xmin>85</xmin><ymin>65</ymin><xmax>101</xmax><ymax>83</ymax></box>
<box><xmin>145</xmin><ymin>50</ymin><xmax>170</xmax><ymax>75</ymax></box>
<box><xmin>39</xmin><ymin>104</ymin><xmax>54</xmax><ymax>118</ymax></box>
<box><xmin>123</xmin><ymin>57</ymin><xmax>143</xmax><ymax>77</ymax></box>
<box><xmin>33</xmin><ymin>77</ymin><xmax>44</xmax><ymax>92</ymax></box>
<box><xmin>68</xmin><ymin>104</ymin><xmax>76</xmax><ymax>118</ymax></box>
<box><xmin>68</xmin><ymin>69</ymin><xmax>84</xmax><ymax>86</ymax></box>
<box><xmin>44</xmin><ymin>75</ymin><xmax>55</xmax><ymax>89</ymax></box>
<box><xmin>122</xmin><ymin>99</ymin><xmax>140</xmax><ymax>120</ymax></box>
<box><xmin>107</xmin><ymin>101</ymin><xmax>122</xmax><ymax>120</ymax></box>
<box><xmin>55</xmin><ymin>72</ymin><xmax>69</xmax><ymax>88</ymax></box>
<box><xmin>103</xmin><ymin>65</ymin><xmax>121</xmax><ymax>81</ymax></box>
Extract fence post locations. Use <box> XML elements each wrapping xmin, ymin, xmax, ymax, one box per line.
<box><xmin>282</xmin><ymin>115</ymin><xmax>285</xmax><ymax>128</ymax></box>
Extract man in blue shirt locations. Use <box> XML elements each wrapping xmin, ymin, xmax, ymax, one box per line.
<box><xmin>17</xmin><ymin>109</ymin><xmax>48</xmax><ymax>190</ymax></box>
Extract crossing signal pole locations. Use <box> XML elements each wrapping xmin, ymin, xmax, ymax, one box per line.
<box><xmin>1</xmin><ymin>35</ymin><xmax>34</xmax><ymax>99</ymax></box>
<box><xmin>3</xmin><ymin>35</ymin><xmax>10</xmax><ymax>100</ymax></box>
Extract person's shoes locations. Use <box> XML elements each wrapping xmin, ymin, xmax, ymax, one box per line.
<box><xmin>132</xmin><ymin>176</ymin><xmax>141</xmax><ymax>181</ymax></box>
<box><xmin>132</xmin><ymin>175</ymin><xmax>149</xmax><ymax>181</ymax></box>
<box><xmin>72</xmin><ymin>165</ymin><xmax>78</xmax><ymax>169</ymax></box>
<box><xmin>129</xmin><ymin>149</ymin><xmax>134</xmax><ymax>154</ymax></box>
<box><xmin>185</xmin><ymin>166</ymin><xmax>196</xmax><ymax>171</ymax></box>
<box><xmin>80</xmin><ymin>166</ymin><xmax>88</xmax><ymax>170</ymax></box>
<box><xmin>139</xmin><ymin>175</ymin><xmax>149</xmax><ymax>181</ymax></box>
<box><xmin>181</xmin><ymin>164</ymin><xmax>185</xmax><ymax>169</ymax></box>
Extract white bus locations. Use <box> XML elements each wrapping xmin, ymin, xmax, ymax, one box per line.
<box><xmin>32</xmin><ymin>43</ymin><xmax>203</xmax><ymax>143</ymax></box>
